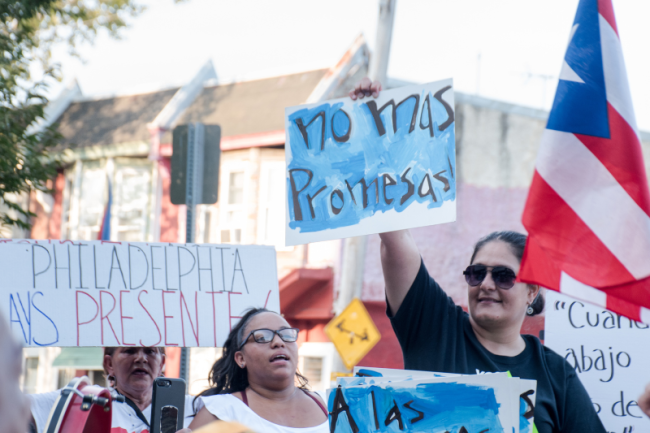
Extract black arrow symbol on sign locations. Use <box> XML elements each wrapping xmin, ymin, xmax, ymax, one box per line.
<box><xmin>336</xmin><ymin>320</ymin><xmax>369</xmax><ymax>344</ymax></box>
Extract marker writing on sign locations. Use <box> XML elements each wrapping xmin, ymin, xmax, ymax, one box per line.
<box><xmin>31</xmin><ymin>243</ymin><xmax>249</xmax><ymax>293</ymax></box>
<box><xmin>72</xmin><ymin>288</ymin><xmax>272</xmax><ymax>347</ymax></box>
<box><xmin>288</xmin><ymin>86</ymin><xmax>456</xmax><ymax>232</ymax></box>
<box><xmin>8</xmin><ymin>292</ymin><xmax>59</xmax><ymax>346</ymax></box>
<box><xmin>564</xmin><ymin>345</ymin><xmax>631</xmax><ymax>382</ymax></box>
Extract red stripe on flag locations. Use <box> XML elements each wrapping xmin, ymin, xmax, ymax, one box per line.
<box><xmin>598</xmin><ymin>0</ymin><xmax>618</xmax><ymax>36</ymax></box>
<box><xmin>518</xmin><ymin>235</ymin><xmax>561</xmax><ymax>291</ymax></box>
<box><xmin>605</xmin><ymin>294</ymin><xmax>641</xmax><ymax>322</ymax></box>
<box><xmin>603</xmin><ymin>275</ymin><xmax>650</xmax><ymax>311</ymax></box>
<box><xmin>576</xmin><ymin>104</ymin><xmax>650</xmax><ymax>216</ymax></box>
<box><xmin>522</xmin><ymin>170</ymin><xmax>634</xmax><ymax>287</ymax></box>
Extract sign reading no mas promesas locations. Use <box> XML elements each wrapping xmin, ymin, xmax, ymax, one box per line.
<box><xmin>0</xmin><ymin>240</ymin><xmax>280</xmax><ymax>347</ymax></box>
<box><xmin>285</xmin><ymin>79</ymin><xmax>456</xmax><ymax>246</ymax></box>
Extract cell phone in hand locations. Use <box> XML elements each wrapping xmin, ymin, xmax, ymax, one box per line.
<box><xmin>150</xmin><ymin>378</ymin><xmax>186</xmax><ymax>433</ymax></box>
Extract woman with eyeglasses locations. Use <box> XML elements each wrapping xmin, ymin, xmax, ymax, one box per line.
<box><xmin>350</xmin><ymin>78</ymin><xmax>605</xmax><ymax>433</ymax></box>
<box><xmin>186</xmin><ymin>308</ymin><xmax>329</xmax><ymax>433</ymax></box>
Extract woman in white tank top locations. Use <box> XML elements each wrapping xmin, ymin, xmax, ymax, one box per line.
<box><xmin>187</xmin><ymin>308</ymin><xmax>329</xmax><ymax>433</ymax></box>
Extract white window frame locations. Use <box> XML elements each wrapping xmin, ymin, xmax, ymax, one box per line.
<box><xmin>256</xmin><ymin>160</ymin><xmax>293</xmax><ymax>251</ymax></box>
<box><xmin>61</xmin><ymin>158</ymin><xmax>156</xmax><ymax>242</ymax></box>
<box><xmin>218</xmin><ymin>162</ymin><xmax>250</xmax><ymax>244</ymax></box>
<box><xmin>111</xmin><ymin>158</ymin><xmax>156</xmax><ymax>242</ymax></box>
<box><xmin>298</xmin><ymin>342</ymin><xmax>338</xmax><ymax>392</ymax></box>
<box><xmin>67</xmin><ymin>159</ymin><xmax>107</xmax><ymax>241</ymax></box>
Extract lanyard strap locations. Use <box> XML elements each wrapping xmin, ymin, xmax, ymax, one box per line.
<box><xmin>115</xmin><ymin>390</ymin><xmax>150</xmax><ymax>427</ymax></box>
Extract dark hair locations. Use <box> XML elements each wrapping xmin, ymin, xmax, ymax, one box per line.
<box><xmin>470</xmin><ymin>231</ymin><xmax>545</xmax><ymax>316</ymax></box>
<box><xmin>195</xmin><ymin>308</ymin><xmax>308</xmax><ymax>408</ymax></box>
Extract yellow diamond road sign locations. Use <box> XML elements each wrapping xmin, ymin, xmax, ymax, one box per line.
<box><xmin>325</xmin><ymin>298</ymin><xmax>381</xmax><ymax>370</ymax></box>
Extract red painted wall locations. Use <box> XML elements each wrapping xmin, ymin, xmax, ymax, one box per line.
<box><xmin>159</xmin><ymin>158</ymin><xmax>179</xmax><ymax>243</ymax></box>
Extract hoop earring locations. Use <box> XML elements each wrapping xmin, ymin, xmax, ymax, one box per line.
<box><xmin>107</xmin><ymin>374</ymin><xmax>116</xmax><ymax>385</ymax></box>
<box><xmin>526</xmin><ymin>305</ymin><xmax>534</xmax><ymax>315</ymax></box>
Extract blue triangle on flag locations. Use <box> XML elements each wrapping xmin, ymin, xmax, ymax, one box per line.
<box><xmin>547</xmin><ymin>0</ymin><xmax>609</xmax><ymax>139</ymax></box>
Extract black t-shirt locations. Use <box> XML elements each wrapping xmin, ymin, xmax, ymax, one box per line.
<box><xmin>388</xmin><ymin>261</ymin><xmax>606</xmax><ymax>433</ymax></box>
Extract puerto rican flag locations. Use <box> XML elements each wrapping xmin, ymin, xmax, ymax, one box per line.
<box><xmin>519</xmin><ymin>0</ymin><xmax>650</xmax><ymax>323</ymax></box>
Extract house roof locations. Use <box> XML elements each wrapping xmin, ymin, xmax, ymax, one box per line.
<box><xmin>53</xmin><ymin>88</ymin><xmax>180</xmax><ymax>150</ymax></box>
<box><xmin>163</xmin><ymin>69</ymin><xmax>328</xmax><ymax>142</ymax></box>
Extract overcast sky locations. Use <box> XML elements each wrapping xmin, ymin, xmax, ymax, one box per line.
<box><xmin>48</xmin><ymin>0</ymin><xmax>650</xmax><ymax>131</ymax></box>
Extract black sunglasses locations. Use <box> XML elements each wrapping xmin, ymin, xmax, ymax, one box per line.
<box><xmin>463</xmin><ymin>265</ymin><xmax>517</xmax><ymax>290</ymax></box>
<box><xmin>239</xmin><ymin>328</ymin><xmax>299</xmax><ymax>350</ymax></box>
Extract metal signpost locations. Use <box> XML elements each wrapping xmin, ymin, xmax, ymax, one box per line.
<box><xmin>171</xmin><ymin>123</ymin><xmax>221</xmax><ymax>382</ymax></box>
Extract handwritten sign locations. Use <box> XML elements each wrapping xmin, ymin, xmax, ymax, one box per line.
<box><xmin>350</xmin><ymin>366</ymin><xmax>537</xmax><ymax>433</ymax></box>
<box><xmin>324</xmin><ymin>299</ymin><xmax>381</xmax><ymax>370</ymax></box>
<box><xmin>328</xmin><ymin>373</ymin><xmax>520</xmax><ymax>433</ymax></box>
<box><xmin>0</xmin><ymin>240</ymin><xmax>280</xmax><ymax>347</ymax></box>
<box><xmin>284</xmin><ymin>79</ymin><xmax>456</xmax><ymax>245</ymax></box>
<box><xmin>545</xmin><ymin>291</ymin><xmax>650</xmax><ymax>433</ymax></box>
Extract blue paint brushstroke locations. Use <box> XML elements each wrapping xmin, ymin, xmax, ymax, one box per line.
<box><xmin>287</xmin><ymin>90</ymin><xmax>456</xmax><ymax>233</ymax></box>
<box><xmin>328</xmin><ymin>382</ymin><xmax>503</xmax><ymax>433</ymax></box>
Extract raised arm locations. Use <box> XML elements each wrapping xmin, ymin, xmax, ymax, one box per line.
<box><xmin>379</xmin><ymin>230</ymin><xmax>421</xmax><ymax>315</ymax></box>
<box><xmin>349</xmin><ymin>79</ymin><xmax>421</xmax><ymax>315</ymax></box>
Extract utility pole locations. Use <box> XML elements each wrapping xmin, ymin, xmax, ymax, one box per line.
<box><xmin>368</xmin><ymin>0</ymin><xmax>397</xmax><ymax>84</ymax></box>
<box><xmin>334</xmin><ymin>0</ymin><xmax>397</xmax><ymax>316</ymax></box>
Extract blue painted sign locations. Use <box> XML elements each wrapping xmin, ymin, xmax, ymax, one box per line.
<box><xmin>328</xmin><ymin>378</ymin><xmax>509</xmax><ymax>433</ymax></box>
<box><xmin>285</xmin><ymin>80</ymin><xmax>456</xmax><ymax>245</ymax></box>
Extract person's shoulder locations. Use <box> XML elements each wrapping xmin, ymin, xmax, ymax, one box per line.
<box><xmin>197</xmin><ymin>393</ymin><xmax>244</xmax><ymax>421</ymax></box>
<box><xmin>524</xmin><ymin>335</ymin><xmax>575</xmax><ymax>374</ymax></box>
<box><xmin>306</xmin><ymin>389</ymin><xmax>327</xmax><ymax>406</ymax></box>
<box><xmin>199</xmin><ymin>393</ymin><xmax>240</xmax><ymax>405</ymax></box>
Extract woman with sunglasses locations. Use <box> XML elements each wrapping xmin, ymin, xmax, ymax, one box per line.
<box><xmin>187</xmin><ymin>308</ymin><xmax>329</xmax><ymax>433</ymax></box>
<box><xmin>350</xmin><ymin>78</ymin><xmax>605</xmax><ymax>433</ymax></box>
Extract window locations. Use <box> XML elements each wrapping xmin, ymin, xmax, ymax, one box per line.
<box><xmin>198</xmin><ymin>205</ymin><xmax>216</xmax><ymax>244</ymax></box>
<box><xmin>61</xmin><ymin>158</ymin><xmax>155</xmax><ymax>242</ymax></box>
<box><xmin>257</xmin><ymin>161</ymin><xmax>292</xmax><ymax>250</ymax></box>
<box><xmin>67</xmin><ymin>160</ymin><xmax>107</xmax><ymax>240</ymax></box>
<box><xmin>60</xmin><ymin>168</ymin><xmax>77</xmax><ymax>240</ymax></box>
<box><xmin>23</xmin><ymin>357</ymin><xmax>39</xmax><ymax>394</ymax></box>
<box><xmin>298</xmin><ymin>342</ymin><xmax>338</xmax><ymax>392</ymax></box>
<box><xmin>228</xmin><ymin>172</ymin><xmax>245</xmax><ymax>205</ymax></box>
<box><xmin>88</xmin><ymin>370</ymin><xmax>107</xmax><ymax>387</ymax></box>
<box><xmin>220</xmin><ymin>170</ymin><xmax>246</xmax><ymax>243</ymax></box>
<box><xmin>57</xmin><ymin>368</ymin><xmax>76</xmax><ymax>389</ymax></box>
<box><xmin>301</xmin><ymin>356</ymin><xmax>324</xmax><ymax>390</ymax></box>
<box><xmin>113</xmin><ymin>159</ymin><xmax>154</xmax><ymax>242</ymax></box>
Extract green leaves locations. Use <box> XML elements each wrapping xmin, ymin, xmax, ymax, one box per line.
<box><xmin>0</xmin><ymin>0</ymin><xmax>144</xmax><ymax>233</ymax></box>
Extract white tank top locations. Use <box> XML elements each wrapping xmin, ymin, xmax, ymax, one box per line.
<box><xmin>196</xmin><ymin>393</ymin><xmax>329</xmax><ymax>433</ymax></box>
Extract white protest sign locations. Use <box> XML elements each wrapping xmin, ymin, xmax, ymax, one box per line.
<box><xmin>545</xmin><ymin>291</ymin><xmax>650</xmax><ymax>433</ymax></box>
<box><xmin>285</xmin><ymin>79</ymin><xmax>456</xmax><ymax>246</ymax></box>
<box><xmin>0</xmin><ymin>239</ymin><xmax>280</xmax><ymax>347</ymax></box>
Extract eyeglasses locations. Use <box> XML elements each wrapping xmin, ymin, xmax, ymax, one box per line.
<box><xmin>463</xmin><ymin>265</ymin><xmax>517</xmax><ymax>290</ymax></box>
<box><xmin>239</xmin><ymin>328</ymin><xmax>299</xmax><ymax>350</ymax></box>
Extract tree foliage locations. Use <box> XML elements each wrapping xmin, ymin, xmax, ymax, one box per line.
<box><xmin>0</xmin><ymin>0</ymin><xmax>144</xmax><ymax>232</ymax></box>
